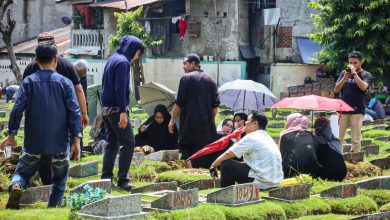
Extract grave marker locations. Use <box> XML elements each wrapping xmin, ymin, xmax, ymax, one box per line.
<box><xmin>268</xmin><ymin>123</ymin><xmax>284</xmax><ymax>129</ymax></box>
<box><xmin>145</xmin><ymin>150</ymin><xmax>180</xmax><ymax>162</ymax></box>
<box><xmin>343</xmin><ymin>152</ymin><xmax>364</xmax><ymax>162</ymax></box>
<box><xmin>77</xmin><ymin>194</ymin><xmax>148</xmax><ymax>219</ymax></box>
<box><xmin>267</xmin><ymin>184</ymin><xmax>311</xmax><ymax>202</ymax></box>
<box><xmin>0</xmin><ymin>111</ymin><xmax>6</xmax><ymax>118</ymax></box>
<box><xmin>206</xmin><ymin>183</ymin><xmax>262</xmax><ymax>206</ymax></box>
<box><xmin>320</xmin><ymin>184</ymin><xmax>357</xmax><ymax>198</ymax></box>
<box><xmin>350</xmin><ymin>211</ymin><xmax>390</xmax><ymax>220</ymax></box>
<box><xmin>370</xmin><ymin>158</ymin><xmax>390</xmax><ymax>170</ymax></box>
<box><xmin>131</xmin><ymin>181</ymin><xmax>177</xmax><ymax>194</ymax></box>
<box><xmin>356</xmin><ymin>176</ymin><xmax>390</xmax><ymax>190</ymax></box>
<box><xmin>374</xmin><ymin>136</ymin><xmax>390</xmax><ymax>142</ymax></box>
<box><xmin>68</xmin><ymin>160</ymin><xmax>98</xmax><ymax>178</ymax></box>
<box><xmin>151</xmin><ymin>189</ymin><xmax>198</xmax><ymax>211</ymax></box>
<box><xmin>343</xmin><ymin>144</ymin><xmax>352</xmax><ymax>153</ymax></box>
<box><xmin>114</xmin><ymin>152</ymin><xmax>145</xmax><ymax>167</ymax></box>
<box><xmin>362</xmin><ymin>145</ymin><xmax>380</xmax><ymax>155</ymax></box>
<box><xmin>70</xmin><ymin>179</ymin><xmax>112</xmax><ymax>195</ymax></box>
<box><xmin>19</xmin><ymin>185</ymin><xmax>51</xmax><ymax>205</ymax></box>
<box><xmin>180</xmin><ymin>178</ymin><xmax>220</xmax><ymax>190</ymax></box>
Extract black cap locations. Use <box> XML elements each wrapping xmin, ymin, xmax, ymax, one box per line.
<box><xmin>184</xmin><ymin>53</ymin><xmax>201</xmax><ymax>65</ymax></box>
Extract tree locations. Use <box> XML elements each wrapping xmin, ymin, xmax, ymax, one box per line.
<box><xmin>109</xmin><ymin>6</ymin><xmax>163</xmax><ymax>100</ymax></box>
<box><xmin>309</xmin><ymin>0</ymin><xmax>390</xmax><ymax>76</ymax></box>
<box><xmin>0</xmin><ymin>0</ymin><xmax>21</xmax><ymax>83</ymax></box>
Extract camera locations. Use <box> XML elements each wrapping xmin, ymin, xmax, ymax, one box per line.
<box><xmin>345</xmin><ymin>67</ymin><xmax>351</xmax><ymax>73</ymax></box>
<box><xmin>209</xmin><ymin>167</ymin><xmax>218</xmax><ymax>178</ymax></box>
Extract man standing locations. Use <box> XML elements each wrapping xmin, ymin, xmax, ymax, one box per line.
<box><xmin>100</xmin><ymin>35</ymin><xmax>145</xmax><ymax>191</ymax></box>
<box><xmin>168</xmin><ymin>54</ymin><xmax>220</xmax><ymax>168</ymax></box>
<box><xmin>23</xmin><ymin>32</ymin><xmax>89</xmax><ymax>185</ymax></box>
<box><xmin>1</xmin><ymin>43</ymin><xmax>81</xmax><ymax>209</ymax></box>
<box><xmin>335</xmin><ymin>51</ymin><xmax>372</xmax><ymax>153</ymax></box>
<box><xmin>209</xmin><ymin>113</ymin><xmax>283</xmax><ymax>189</ymax></box>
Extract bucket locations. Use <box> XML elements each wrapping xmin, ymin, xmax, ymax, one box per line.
<box><xmin>208</xmin><ymin>56</ymin><xmax>214</xmax><ymax>61</ymax></box>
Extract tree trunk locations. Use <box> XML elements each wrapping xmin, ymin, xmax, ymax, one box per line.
<box><xmin>2</xmin><ymin>32</ymin><xmax>22</xmax><ymax>83</ymax></box>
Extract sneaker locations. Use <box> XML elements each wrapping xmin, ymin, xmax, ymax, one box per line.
<box><xmin>117</xmin><ymin>182</ymin><xmax>133</xmax><ymax>191</ymax></box>
<box><xmin>6</xmin><ymin>188</ymin><xmax>23</xmax><ymax>209</ymax></box>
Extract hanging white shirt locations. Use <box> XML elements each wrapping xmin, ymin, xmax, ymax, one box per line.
<box><xmin>230</xmin><ymin>129</ymin><xmax>283</xmax><ymax>189</ymax></box>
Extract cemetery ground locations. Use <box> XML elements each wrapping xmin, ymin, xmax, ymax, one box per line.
<box><xmin>1</xmin><ymin>103</ymin><xmax>390</xmax><ymax>219</ymax></box>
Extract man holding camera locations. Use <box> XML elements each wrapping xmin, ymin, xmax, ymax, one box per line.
<box><xmin>335</xmin><ymin>51</ymin><xmax>372</xmax><ymax>153</ymax></box>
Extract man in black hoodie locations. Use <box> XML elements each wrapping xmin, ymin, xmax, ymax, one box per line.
<box><xmin>100</xmin><ymin>35</ymin><xmax>146</xmax><ymax>191</ymax></box>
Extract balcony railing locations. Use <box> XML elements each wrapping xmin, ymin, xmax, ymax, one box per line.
<box><xmin>71</xmin><ymin>29</ymin><xmax>103</xmax><ymax>47</ymax></box>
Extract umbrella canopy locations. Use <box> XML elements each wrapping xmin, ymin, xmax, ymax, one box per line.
<box><xmin>138</xmin><ymin>82</ymin><xmax>176</xmax><ymax>116</ymax></box>
<box><xmin>272</xmin><ymin>95</ymin><xmax>354</xmax><ymax>112</ymax></box>
<box><xmin>218</xmin><ymin>79</ymin><xmax>277</xmax><ymax>111</ymax></box>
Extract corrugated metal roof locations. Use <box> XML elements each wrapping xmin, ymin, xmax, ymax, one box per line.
<box><xmin>89</xmin><ymin>0</ymin><xmax>162</xmax><ymax>10</ymax></box>
<box><xmin>0</xmin><ymin>26</ymin><xmax>71</xmax><ymax>55</ymax></box>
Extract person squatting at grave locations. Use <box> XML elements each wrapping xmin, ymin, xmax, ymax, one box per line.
<box><xmin>279</xmin><ymin>113</ymin><xmax>321</xmax><ymax>178</ymax></box>
<box><xmin>209</xmin><ymin>112</ymin><xmax>283</xmax><ymax>189</ymax></box>
<box><xmin>1</xmin><ymin>43</ymin><xmax>81</xmax><ymax>209</ymax></box>
<box><xmin>4</xmin><ymin>85</ymin><xmax>20</xmax><ymax>103</ymax></box>
<box><xmin>313</xmin><ymin>117</ymin><xmax>347</xmax><ymax>181</ymax></box>
<box><xmin>23</xmin><ymin>32</ymin><xmax>89</xmax><ymax>186</ymax></box>
<box><xmin>334</xmin><ymin>51</ymin><xmax>372</xmax><ymax>153</ymax></box>
<box><xmin>135</xmin><ymin>104</ymin><xmax>178</xmax><ymax>152</ymax></box>
<box><xmin>168</xmin><ymin>53</ymin><xmax>220</xmax><ymax>168</ymax></box>
<box><xmin>365</xmin><ymin>93</ymin><xmax>385</xmax><ymax>119</ymax></box>
<box><xmin>100</xmin><ymin>35</ymin><xmax>146</xmax><ymax>191</ymax></box>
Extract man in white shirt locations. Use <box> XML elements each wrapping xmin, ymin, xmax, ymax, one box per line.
<box><xmin>210</xmin><ymin>112</ymin><xmax>283</xmax><ymax>189</ymax></box>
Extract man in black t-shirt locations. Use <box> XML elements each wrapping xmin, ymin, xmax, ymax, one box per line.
<box><xmin>335</xmin><ymin>51</ymin><xmax>372</xmax><ymax>153</ymax></box>
<box><xmin>23</xmin><ymin>33</ymin><xmax>89</xmax><ymax>185</ymax></box>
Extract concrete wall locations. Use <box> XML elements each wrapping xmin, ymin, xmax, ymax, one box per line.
<box><xmin>181</xmin><ymin>0</ymin><xmax>248</xmax><ymax>61</ymax></box>
<box><xmin>270</xmin><ymin>63</ymin><xmax>320</xmax><ymax>98</ymax></box>
<box><xmin>0</xmin><ymin>59</ymin><xmax>31</xmax><ymax>84</ymax></box>
<box><xmin>0</xmin><ymin>1</ymin><xmax>71</xmax><ymax>48</ymax></box>
<box><xmin>142</xmin><ymin>58</ymin><xmax>246</xmax><ymax>91</ymax></box>
<box><xmin>102</xmin><ymin>9</ymin><xmax>118</xmax><ymax>58</ymax></box>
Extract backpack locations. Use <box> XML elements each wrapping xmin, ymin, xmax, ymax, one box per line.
<box><xmin>280</xmin><ymin>131</ymin><xmax>321</xmax><ymax>178</ymax></box>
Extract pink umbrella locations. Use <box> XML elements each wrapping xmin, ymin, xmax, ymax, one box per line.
<box><xmin>272</xmin><ymin>95</ymin><xmax>354</xmax><ymax>112</ymax></box>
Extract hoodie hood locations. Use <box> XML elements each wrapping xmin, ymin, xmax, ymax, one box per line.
<box><xmin>116</xmin><ymin>35</ymin><xmax>143</xmax><ymax>62</ymax></box>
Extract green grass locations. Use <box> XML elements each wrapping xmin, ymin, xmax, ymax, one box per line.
<box><xmin>293</xmin><ymin>214</ymin><xmax>355</xmax><ymax>220</ymax></box>
<box><xmin>0</xmin><ymin>208</ymin><xmax>71</xmax><ymax>220</ymax></box>
<box><xmin>359</xmin><ymin>189</ymin><xmax>390</xmax><ymax>206</ymax></box>
<box><xmin>326</xmin><ymin>195</ymin><xmax>378</xmax><ymax>215</ymax></box>
<box><xmin>362</xmin><ymin>130</ymin><xmax>390</xmax><ymax>139</ymax></box>
<box><xmin>155</xmin><ymin>169</ymin><xmax>210</xmax><ymax>185</ymax></box>
<box><xmin>273</xmin><ymin>197</ymin><xmax>331</xmax><ymax>219</ymax></box>
<box><xmin>380</xmin><ymin>202</ymin><xmax>390</xmax><ymax>212</ymax></box>
<box><xmin>152</xmin><ymin>204</ymin><xmax>227</xmax><ymax>220</ymax></box>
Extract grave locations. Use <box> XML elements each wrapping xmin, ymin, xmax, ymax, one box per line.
<box><xmin>114</xmin><ymin>152</ymin><xmax>145</xmax><ymax>167</ymax></box>
<box><xmin>19</xmin><ymin>185</ymin><xmax>51</xmax><ymax>205</ymax></box>
<box><xmin>0</xmin><ymin>121</ymin><xmax>6</xmax><ymax>130</ymax></box>
<box><xmin>344</xmin><ymin>139</ymin><xmax>372</xmax><ymax>147</ymax></box>
<box><xmin>374</xmin><ymin>136</ymin><xmax>390</xmax><ymax>142</ymax></box>
<box><xmin>0</xmin><ymin>111</ymin><xmax>6</xmax><ymax>118</ymax></box>
<box><xmin>266</xmin><ymin>184</ymin><xmax>311</xmax><ymax>202</ymax></box>
<box><xmin>206</xmin><ymin>183</ymin><xmax>263</xmax><ymax>206</ymax></box>
<box><xmin>145</xmin><ymin>150</ymin><xmax>180</xmax><ymax>162</ymax></box>
<box><xmin>70</xmin><ymin>179</ymin><xmax>112</xmax><ymax>195</ymax></box>
<box><xmin>361</xmin><ymin>145</ymin><xmax>380</xmax><ymax>155</ymax></box>
<box><xmin>68</xmin><ymin>160</ymin><xmax>98</xmax><ymax>178</ymax></box>
<box><xmin>356</xmin><ymin>176</ymin><xmax>390</xmax><ymax>190</ymax></box>
<box><xmin>319</xmin><ymin>183</ymin><xmax>357</xmax><ymax>198</ymax></box>
<box><xmin>343</xmin><ymin>152</ymin><xmax>364</xmax><ymax>162</ymax></box>
<box><xmin>268</xmin><ymin>123</ymin><xmax>285</xmax><ymax>129</ymax></box>
<box><xmin>150</xmin><ymin>189</ymin><xmax>198</xmax><ymax>211</ymax></box>
<box><xmin>131</xmin><ymin>181</ymin><xmax>177</xmax><ymax>194</ymax></box>
<box><xmin>370</xmin><ymin>158</ymin><xmax>390</xmax><ymax>170</ymax></box>
<box><xmin>180</xmin><ymin>178</ymin><xmax>220</xmax><ymax>190</ymax></box>
<box><xmin>350</xmin><ymin>211</ymin><xmax>390</xmax><ymax>220</ymax></box>
<box><xmin>343</xmin><ymin>144</ymin><xmax>352</xmax><ymax>153</ymax></box>
<box><xmin>77</xmin><ymin>194</ymin><xmax>148</xmax><ymax>219</ymax></box>
<box><xmin>371</xmin><ymin>125</ymin><xmax>386</xmax><ymax>130</ymax></box>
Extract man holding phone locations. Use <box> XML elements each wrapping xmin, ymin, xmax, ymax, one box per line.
<box><xmin>335</xmin><ymin>51</ymin><xmax>372</xmax><ymax>153</ymax></box>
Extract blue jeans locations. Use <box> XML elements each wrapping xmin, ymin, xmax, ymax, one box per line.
<box><xmin>11</xmin><ymin>151</ymin><xmax>69</xmax><ymax>207</ymax></box>
<box><xmin>101</xmin><ymin>112</ymin><xmax>134</xmax><ymax>184</ymax></box>
<box><xmin>365</xmin><ymin>108</ymin><xmax>379</xmax><ymax>119</ymax></box>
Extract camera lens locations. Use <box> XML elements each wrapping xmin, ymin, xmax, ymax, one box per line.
<box><xmin>345</xmin><ymin>67</ymin><xmax>351</xmax><ymax>73</ymax></box>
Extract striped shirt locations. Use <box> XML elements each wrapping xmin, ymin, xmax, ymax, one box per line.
<box><xmin>8</xmin><ymin>70</ymin><xmax>81</xmax><ymax>154</ymax></box>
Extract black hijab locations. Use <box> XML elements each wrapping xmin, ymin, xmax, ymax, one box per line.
<box><xmin>314</xmin><ymin>118</ymin><xmax>342</xmax><ymax>155</ymax></box>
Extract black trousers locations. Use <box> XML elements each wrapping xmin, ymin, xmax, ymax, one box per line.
<box><xmin>220</xmin><ymin>159</ymin><xmax>254</xmax><ymax>187</ymax></box>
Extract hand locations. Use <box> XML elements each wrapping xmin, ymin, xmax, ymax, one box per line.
<box><xmin>71</xmin><ymin>141</ymin><xmax>81</xmax><ymax>162</ymax></box>
<box><xmin>81</xmin><ymin>114</ymin><xmax>89</xmax><ymax>129</ymax></box>
<box><xmin>118</xmin><ymin>112</ymin><xmax>128</xmax><ymax>129</ymax></box>
<box><xmin>209</xmin><ymin>167</ymin><xmax>218</xmax><ymax>179</ymax></box>
<box><xmin>140</xmin><ymin>125</ymin><xmax>147</xmax><ymax>133</ymax></box>
<box><xmin>168</xmin><ymin>119</ymin><xmax>175</xmax><ymax>134</ymax></box>
<box><xmin>1</xmin><ymin>135</ymin><xmax>16</xmax><ymax>150</ymax></box>
<box><xmin>347</xmin><ymin>64</ymin><xmax>357</xmax><ymax>74</ymax></box>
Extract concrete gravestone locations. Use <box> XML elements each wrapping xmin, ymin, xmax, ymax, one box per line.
<box><xmin>145</xmin><ymin>150</ymin><xmax>180</xmax><ymax>162</ymax></box>
<box><xmin>206</xmin><ymin>183</ymin><xmax>262</xmax><ymax>206</ymax></box>
<box><xmin>343</xmin><ymin>152</ymin><xmax>364</xmax><ymax>162</ymax></box>
<box><xmin>268</xmin><ymin>123</ymin><xmax>285</xmax><ymax>129</ymax></box>
<box><xmin>68</xmin><ymin>160</ymin><xmax>98</xmax><ymax>178</ymax></box>
<box><xmin>356</xmin><ymin>176</ymin><xmax>390</xmax><ymax>190</ymax></box>
<box><xmin>151</xmin><ymin>189</ymin><xmax>198</xmax><ymax>211</ymax></box>
<box><xmin>320</xmin><ymin>184</ymin><xmax>357</xmax><ymax>198</ymax></box>
<box><xmin>77</xmin><ymin>194</ymin><xmax>148</xmax><ymax>219</ymax></box>
<box><xmin>114</xmin><ymin>152</ymin><xmax>145</xmax><ymax>167</ymax></box>
<box><xmin>19</xmin><ymin>185</ymin><xmax>51</xmax><ymax>205</ymax></box>
<box><xmin>374</xmin><ymin>136</ymin><xmax>390</xmax><ymax>142</ymax></box>
<box><xmin>70</xmin><ymin>179</ymin><xmax>112</xmax><ymax>195</ymax></box>
<box><xmin>180</xmin><ymin>178</ymin><xmax>220</xmax><ymax>190</ymax></box>
<box><xmin>131</xmin><ymin>181</ymin><xmax>177</xmax><ymax>194</ymax></box>
<box><xmin>361</xmin><ymin>145</ymin><xmax>380</xmax><ymax>155</ymax></box>
<box><xmin>267</xmin><ymin>184</ymin><xmax>311</xmax><ymax>202</ymax></box>
<box><xmin>350</xmin><ymin>211</ymin><xmax>390</xmax><ymax>220</ymax></box>
<box><xmin>370</xmin><ymin>158</ymin><xmax>390</xmax><ymax>170</ymax></box>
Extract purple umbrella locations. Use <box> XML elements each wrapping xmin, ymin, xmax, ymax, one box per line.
<box><xmin>218</xmin><ymin>79</ymin><xmax>278</xmax><ymax>111</ymax></box>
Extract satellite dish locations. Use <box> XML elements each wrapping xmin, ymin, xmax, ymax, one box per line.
<box><xmin>61</xmin><ymin>16</ymin><xmax>72</xmax><ymax>25</ymax></box>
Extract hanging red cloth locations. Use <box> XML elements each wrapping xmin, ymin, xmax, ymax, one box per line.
<box><xmin>178</xmin><ymin>17</ymin><xmax>187</xmax><ymax>41</ymax></box>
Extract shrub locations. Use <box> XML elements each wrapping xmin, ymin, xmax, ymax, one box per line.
<box><xmin>380</xmin><ymin>203</ymin><xmax>390</xmax><ymax>212</ymax></box>
<box><xmin>326</xmin><ymin>195</ymin><xmax>378</xmax><ymax>215</ymax></box>
<box><xmin>359</xmin><ymin>189</ymin><xmax>390</xmax><ymax>206</ymax></box>
<box><xmin>66</xmin><ymin>184</ymin><xmax>107</xmax><ymax>212</ymax></box>
<box><xmin>130</xmin><ymin>161</ymin><xmax>171</xmax><ymax>181</ymax></box>
<box><xmin>345</xmin><ymin>162</ymin><xmax>381</xmax><ymax>177</ymax></box>
<box><xmin>153</xmin><ymin>205</ymin><xmax>226</xmax><ymax>220</ymax></box>
<box><xmin>155</xmin><ymin>169</ymin><xmax>210</xmax><ymax>185</ymax></box>
<box><xmin>219</xmin><ymin>202</ymin><xmax>287</xmax><ymax>220</ymax></box>
<box><xmin>275</xmin><ymin>197</ymin><xmax>331</xmax><ymax>219</ymax></box>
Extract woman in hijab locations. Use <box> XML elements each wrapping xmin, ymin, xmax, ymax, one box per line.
<box><xmin>279</xmin><ymin>113</ymin><xmax>320</xmax><ymax>177</ymax></box>
<box><xmin>135</xmin><ymin>105</ymin><xmax>178</xmax><ymax>151</ymax></box>
<box><xmin>314</xmin><ymin>117</ymin><xmax>347</xmax><ymax>181</ymax></box>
